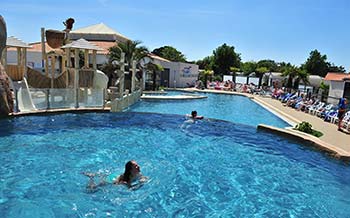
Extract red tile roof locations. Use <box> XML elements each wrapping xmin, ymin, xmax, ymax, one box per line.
<box><xmin>325</xmin><ymin>72</ymin><xmax>350</xmax><ymax>81</ymax></box>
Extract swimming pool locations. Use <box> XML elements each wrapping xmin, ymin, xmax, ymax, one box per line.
<box><xmin>132</xmin><ymin>91</ymin><xmax>290</xmax><ymax>128</ymax></box>
<box><xmin>1</xmin><ymin>113</ymin><xmax>349</xmax><ymax>217</ymax></box>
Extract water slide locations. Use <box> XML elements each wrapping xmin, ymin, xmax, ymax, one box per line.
<box><xmin>11</xmin><ymin>77</ymin><xmax>36</xmax><ymax>112</ymax></box>
<box><xmin>93</xmin><ymin>70</ymin><xmax>108</xmax><ymax>89</ymax></box>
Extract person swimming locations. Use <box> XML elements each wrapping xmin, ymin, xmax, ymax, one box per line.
<box><xmin>114</xmin><ymin>160</ymin><xmax>147</xmax><ymax>187</ymax></box>
<box><xmin>187</xmin><ymin>111</ymin><xmax>204</xmax><ymax>120</ymax></box>
<box><xmin>83</xmin><ymin>160</ymin><xmax>147</xmax><ymax>191</ymax></box>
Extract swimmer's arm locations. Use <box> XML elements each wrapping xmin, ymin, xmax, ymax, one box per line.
<box><xmin>139</xmin><ymin>176</ymin><xmax>149</xmax><ymax>183</ymax></box>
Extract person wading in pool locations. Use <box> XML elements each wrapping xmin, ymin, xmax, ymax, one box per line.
<box><xmin>83</xmin><ymin>160</ymin><xmax>147</xmax><ymax>191</ymax></box>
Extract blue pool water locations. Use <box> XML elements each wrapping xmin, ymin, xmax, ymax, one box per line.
<box><xmin>1</xmin><ymin>113</ymin><xmax>350</xmax><ymax>217</ymax></box>
<box><xmin>132</xmin><ymin>91</ymin><xmax>289</xmax><ymax>128</ymax></box>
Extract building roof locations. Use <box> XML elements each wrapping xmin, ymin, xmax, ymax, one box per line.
<box><xmin>325</xmin><ymin>72</ymin><xmax>350</xmax><ymax>81</ymax></box>
<box><xmin>20</xmin><ymin>41</ymin><xmax>109</xmax><ymax>54</ymax></box>
<box><xmin>148</xmin><ymin>53</ymin><xmax>171</xmax><ymax>62</ymax></box>
<box><xmin>90</xmin><ymin>41</ymin><xmax>116</xmax><ymax>54</ymax></box>
<box><xmin>69</xmin><ymin>23</ymin><xmax>129</xmax><ymax>42</ymax></box>
<box><xmin>6</xmin><ymin>36</ymin><xmax>31</xmax><ymax>48</ymax></box>
<box><xmin>61</xmin><ymin>38</ymin><xmax>103</xmax><ymax>50</ymax></box>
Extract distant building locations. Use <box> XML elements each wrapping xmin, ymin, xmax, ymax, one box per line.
<box><xmin>142</xmin><ymin>54</ymin><xmax>199</xmax><ymax>88</ymax></box>
<box><xmin>324</xmin><ymin>72</ymin><xmax>350</xmax><ymax>104</ymax></box>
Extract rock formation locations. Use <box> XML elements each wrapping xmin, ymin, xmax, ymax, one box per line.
<box><xmin>0</xmin><ymin>16</ymin><xmax>14</xmax><ymax>117</ymax></box>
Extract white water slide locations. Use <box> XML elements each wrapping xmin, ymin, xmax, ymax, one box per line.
<box><xmin>14</xmin><ymin>77</ymin><xmax>36</xmax><ymax>112</ymax></box>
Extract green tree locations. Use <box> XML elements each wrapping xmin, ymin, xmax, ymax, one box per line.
<box><xmin>257</xmin><ymin>59</ymin><xmax>278</xmax><ymax>72</ymax></box>
<box><xmin>327</xmin><ymin>63</ymin><xmax>346</xmax><ymax>73</ymax></box>
<box><xmin>108</xmin><ymin>40</ymin><xmax>149</xmax><ymax>91</ymax></box>
<box><xmin>229</xmin><ymin>67</ymin><xmax>240</xmax><ymax>82</ymax></box>
<box><xmin>241</xmin><ymin>61</ymin><xmax>257</xmax><ymax>76</ymax></box>
<box><xmin>144</xmin><ymin>62</ymin><xmax>164</xmax><ymax>91</ymax></box>
<box><xmin>293</xmin><ymin>68</ymin><xmax>309</xmax><ymax>90</ymax></box>
<box><xmin>109</xmin><ymin>40</ymin><xmax>149</xmax><ymax>71</ymax></box>
<box><xmin>256</xmin><ymin>67</ymin><xmax>269</xmax><ymax>87</ymax></box>
<box><xmin>196</xmin><ymin>56</ymin><xmax>214</xmax><ymax>70</ymax></box>
<box><xmin>281</xmin><ymin>64</ymin><xmax>297</xmax><ymax>89</ymax></box>
<box><xmin>304</xmin><ymin>49</ymin><xmax>328</xmax><ymax>77</ymax></box>
<box><xmin>212</xmin><ymin>43</ymin><xmax>241</xmax><ymax>76</ymax></box>
<box><xmin>152</xmin><ymin>46</ymin><xmax>186</xmax><ymax>62</ymax></box>
<box><xmin>198</xmin><ymin>70</ymin><xmax>214</xmax><ymax>88</ymax></box>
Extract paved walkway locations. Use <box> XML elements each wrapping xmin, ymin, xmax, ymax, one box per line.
<box><xmin>252</xmin><ymin>95</ymin><xmax>349</xmax><ymax>151</ymax></box>
<box><xmin>184</xmin><ymin>88</ymin><xmax>350</xmax><ymax>154</ymax></box>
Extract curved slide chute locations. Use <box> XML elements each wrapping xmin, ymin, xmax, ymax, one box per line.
<box><xmin>11</xmin><ymin>77</ymin><xmax>36</xmax><ymax>112</ymax></box>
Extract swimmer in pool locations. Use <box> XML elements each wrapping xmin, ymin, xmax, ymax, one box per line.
<box><xmin>187</xmin><ymin>111</ymin><xmax>204</xmax><ymax>120</ymax></box>
<box><xmin>83</xmin><ymin>160</ymin><xmax>147</xmax><ymax>191</ymax></box>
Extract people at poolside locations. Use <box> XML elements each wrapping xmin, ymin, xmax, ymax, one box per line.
<box><xmin>337</xmin><ymin>97</ymin><xmax>348</xmax><ymax>131</ymax></box>
<box><xmin>187</xmin><ymin>110</ymin><xmax>204</xmax><ymax>120</ymax></box>
<box><xmin>83</xmin><ymin>160</ymin><xmax>147</xmax><ymax>191</ymax></box>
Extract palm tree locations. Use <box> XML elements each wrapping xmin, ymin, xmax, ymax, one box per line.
<box><xmin>198</xmin><ymin>70</ymin><xmax>213</xmax><ymax>88</ymax></box>
<box><xmin>144</xmin><ymin>62</ymin><xmax>163</xmax><ymax>91</ymax></box>
<box><xmin>229</xmin><ymin>67</ymin><xmax>240</xmax><ymax>83</ymax></box>
<box><xmin>108</xmin><ymin>40</ymin><xmax>149</xmax><ymax>71</ymax></box>
<box><xmin>293</xmin><ymin>68</ymin><xmax>309</xmax><ymax>90</ymax></box>
<box><xmin>256</xmin><ymin>67</ymin><xmax>269</xmax><ymax>88</ymax></box>
<box><xmin>282</xmin><ymin>65</ymin><xmax>295</xmax><ymax>90</ymax></box>
<box><xmin>108</xmin><ymin>40</ymin><xmax>149</xmax><ymax>91</ymax></box>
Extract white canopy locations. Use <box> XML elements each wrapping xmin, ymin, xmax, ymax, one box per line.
<box><xmin>61</xmin><ymin>38</ymin><xmax>103</xmax><ymax>51</ymax></box>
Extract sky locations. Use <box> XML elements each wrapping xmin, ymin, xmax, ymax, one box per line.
<box><xmin>2</xmin><ymin>0</ymin><xmax>350</xmax><ymax>70</ymax></box>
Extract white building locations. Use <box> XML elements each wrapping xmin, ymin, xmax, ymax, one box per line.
<box><xmin>144</xmin><ymin>54</ymin><xmax>199</xmax><ymax>88</ymax></box>
<box><xmin>324</xmin><ymin>72</ymin><xmax>350</xmax><ymax>104</ymax></box>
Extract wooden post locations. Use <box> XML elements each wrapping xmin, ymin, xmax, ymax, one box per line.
<box><xmin>41</xmin><ymin>28</ymin><xmax>49</xmax><ymax>76</ymax></box>
<box><xmin>17</xmin><ymin>47</ymin><xmax>21</xmax><ymax>78</ymax></box>
<box><xmin>62</xmin><ymin>52</ymin><xmax>66</xmax><ymax>75</ymax></box>
<box><xmin>92</xmin><ymin>50</ymin><xmax>97</xmax><ymax>70</ymax></box>
<box><xmin>66</xmin><ymin>48</ymin><xmax>70</xmax><ymax>87</ymax></box>
<box><xmin>51</xmin><ymin>55</ymin><xmax>56</xmax><ymax>88</ymax></box>
<box><xmin>131</xmin><ymin>60</ymin><xmax>136</xmax><ymax>93</ymax></box>
<box><xmin>74</xmin><ymin>48</ymin><xmax>79</xmax><ymax>108</ymax></box>
<box><xmin>119</xmin><ymin>52</ymin><xmax>125</xmax><ymax>97</ymax></box>
<box><xmin>84</xmin><ymin>49</ymin><xmax>89</xmax><ymax>68</ymax></box>
<box><xmin>23</xmin><ymin>48</ymin><xmax>27</xmax><ymax>78</ymax></box>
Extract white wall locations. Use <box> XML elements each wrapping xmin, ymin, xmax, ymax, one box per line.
<box><xmin>149</xmin><ymin>58</ymin><xmax>199</xmax><ymax>88</ymax></box>
<box><xmin>328</xmin><ymin>81</ymin><xmax>344</xmax><ymax>105</ymax></box>
<box><xmin>223</xmin><ymin>75</ymin><xmax>233</xmax><ymax>82</ymax></box>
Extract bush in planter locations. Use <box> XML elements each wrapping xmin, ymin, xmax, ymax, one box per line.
<box><xmin>294</xmin><ymin>121</ymin><xmax>323</xmax><ymax>137</ymax></box>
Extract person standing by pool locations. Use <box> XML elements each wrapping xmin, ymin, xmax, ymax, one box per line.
<box><xmin>337</xmin><ymin>97</ymin><xmax>348</xmax><ymax>131</ymax></box>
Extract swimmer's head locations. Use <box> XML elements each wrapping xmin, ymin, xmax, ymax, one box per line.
<box><xmin>124</xmin><ymin>160</ymin><xmax>141</xmax><ymax>183</ymax></box>
<box><xmin>191</xmin><ymin>111</ymin><xmax>197</xmax><ymax>117</ymax></box>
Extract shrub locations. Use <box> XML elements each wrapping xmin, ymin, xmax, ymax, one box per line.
<box><xmin>294</xmin><ymin>121</ymin><xmax>323</xmax><ymax>137</ymax></box>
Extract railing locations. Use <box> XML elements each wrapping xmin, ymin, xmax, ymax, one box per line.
<box><xmin>14</xmin><ymin>88</ymin><xmax>106</xmax><ymax>113</ymax></box>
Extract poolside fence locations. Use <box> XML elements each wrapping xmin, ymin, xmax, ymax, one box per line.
<box><xmin>14</xmin><ymin>88</ymin><xmax>106</xmax><ymax>113</ymax></box>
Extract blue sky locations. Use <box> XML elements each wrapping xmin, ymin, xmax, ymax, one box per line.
<box><xmin>2</xmin><ymin>0</ymin><xmax>350</xmax><ymax>70</ymax></box>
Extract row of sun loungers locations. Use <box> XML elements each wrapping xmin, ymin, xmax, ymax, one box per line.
<box><xmin>277</xmin><ymin>92</ymin><xmax>350</xmax><ymax>131</ymax></box>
